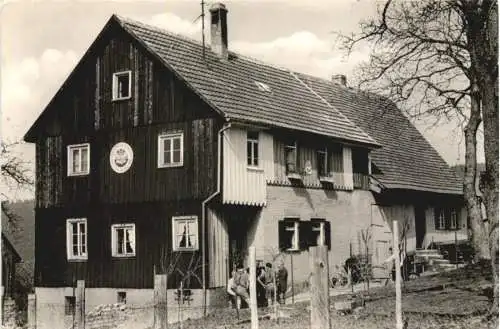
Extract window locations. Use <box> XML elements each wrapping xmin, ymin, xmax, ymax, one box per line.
<box><xmin>247</xmin><ymin>131</ymin><xmax>259</xmax><ymax>167</ymax></box>
<box><xmin>450</xmin><ymin>210</ymin><xmax>457</xmax><ymax>229</ymax></box>
<box><xmin>112</xmin><ymin>71</ymin><xmax>131</xmax><ymax>101</ymax></box>
<box><xmin>311</xmin><ymin>220</ymin><xmax>325</xmax><ymax>246</ymax></box>
<box><xmin>435</xmin><ymin>207</ymin><xmax>460</xmax><ymax>230</ymax></box>
<box><xmin>66</xmin><ymin>219</ymin><xmax>87</xmax><ymax>260</ymax></box>
<box><xmin>158</xmin><ymin>133</ymin><xmax>184</xmax><ymax>168</ymax></box>
<box><xmin>117</xmin><ymin>291</ymin><xmax>127</xmax><ymax>304</ymax></box>
<box><xmin>317</xmin><ymin>148</ymin><xmax>331</xmax><ymax>178</ymax></box>
<box><xmin>64</xmin><ymin>296</ymin><xmax>76</xmax><ymax>316</ymax></box>
<box><xmin>111</xmin><ymin>224</ymin><xmax>136</xmax><ymax>257</ymax></box>
<box><xmin>67</xmin><ymin>144</ymin><xmax>90</xmax><ymax>176</ymax></box>
<box><xmin>172</xmin><ymin>216</ymin><xmax>199</xmax><ymax>251</ymax></box>
<box><xmin>279</xmin><ymin>219</ymin><xmax>299</xmax><ymax>251</ymax></box>
<box><xmin>285</xmin><ymin>141</ymin><xmax>298</xmax><ymax>175</ymax></box>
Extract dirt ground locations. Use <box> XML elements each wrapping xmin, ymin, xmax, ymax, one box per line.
<box><xmin>173</xmin><ymin>264</ymin><xmax>497</xmax><ymax>329</ymax></box>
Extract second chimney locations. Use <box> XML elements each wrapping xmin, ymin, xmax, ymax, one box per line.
<box><xmin>331</xmin><ymin>74</ymin><xmax>347</xmax><ymax>86</ymax></box>
<box><xmin>209</xmin><ymin>3</ymin><xmax>228</xmax><ymax>59</ymax></box>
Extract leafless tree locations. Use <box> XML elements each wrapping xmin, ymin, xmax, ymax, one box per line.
<box><xmin>339</xmin><ymin>0</ymin><xmax>498</xmax><ymax>313</ymax></box>
<box><xmin>1</xmin><ymin>141</ymin><xmax>34</xmax><ymax>224</ymax></box>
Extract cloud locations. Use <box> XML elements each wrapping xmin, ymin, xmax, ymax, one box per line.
<box><xmin>232</xmin><ymin>32</ymin><xmax>369</xmax><ymax>79</ymax></box>
<box><xmin>2</xmin><ymin>49</ymin><xmax>78</xmax><ymax>141</ymax></box>
<box><xmin>147</xmin><ymin>12</ymin><xmax>203</xmax><ymax>37</ymax></box>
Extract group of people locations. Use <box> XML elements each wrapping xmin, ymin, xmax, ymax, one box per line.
<box><xmin>227</xmin><ymin>261</ymin><xmax>288</xmax><ymax>309</ymax></box>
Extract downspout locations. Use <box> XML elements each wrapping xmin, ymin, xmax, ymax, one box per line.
<box><xmin>202</xmin><ymin>120</ymin><xmax>231</xmax><ymax>316</ymax></box>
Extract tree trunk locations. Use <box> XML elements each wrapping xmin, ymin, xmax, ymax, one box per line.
<box><xmin>463</xmin><ymin>87</ymin><xmax>490</xmax><ymax>260</ymax></box>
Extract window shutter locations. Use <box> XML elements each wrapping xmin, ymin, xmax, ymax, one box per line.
<box><xmin>299</xmin><ymin>221</ymin><xmax>311</xmax><ymax>251</ymax></box>
<box><xmin>324</xmin><ymin>221</ymin><xmax>331</xmax><ymax>250</ymax></box>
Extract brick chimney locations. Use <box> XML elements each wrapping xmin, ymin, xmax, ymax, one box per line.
<box><xmin>209</xmin><ymin>3</ymin><xmax>228</xmax><ymax>59</ymax></box>
<box><xmin>331</xmin><ymin>74</ymin><xmax>347</xmax><ymax>86</ymax></box>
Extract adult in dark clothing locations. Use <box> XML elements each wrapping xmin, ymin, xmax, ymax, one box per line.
<box><xmin>256</xmin><ymin>262</ymin><xmax>268</xmax><ymax>307</ymax></box>
<box><xmin>276</xmin><ymin>262</ymin><xmax>288</xmax><ymax>304</ymax></box>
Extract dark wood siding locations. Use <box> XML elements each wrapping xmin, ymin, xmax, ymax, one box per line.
<box><xmin>33</xmin><ymin>24</ymin><xmax>221</xmax><ymax>288</ymax></box>
<box><xmin>35</xmin><ymin>27</ymin><xmax>221</xmax><ymax>208</ymax></box>
<box><xmin>35</xmin><ymin>201</ymin><xmax>204</xmax><ymax>289</ymax></box>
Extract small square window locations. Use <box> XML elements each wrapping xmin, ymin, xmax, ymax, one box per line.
<box><xmin>111</xmin><ymin>224</ymin><xmax>136</xmax><ymax>257</ymax></box>
<box><xmin>117</xmin><ymin>291</ymin><xmax>127</xmax><ymax>304</ymax></box>
<box><xmin>247</xmin><ymin>131</ymin><xmax>259</xmax><ymax>167</ymax></box>
<box><xmin>65</xmin><ymin>296</ymin><xmax>75</xmax><ymax>316</ymax></box>
<box><xmin>172</xmin><ymin>216</ymin><xmax>199</xmax><ymax>251</ymax></box>
<box><xmin>158</xmin><ymin>133</ymin><xmax>184</xmax><ymax>168</ymax></box>
<box><xmin>66</xmin><ymin>219</ymin><xmax>87</xmax><ymax>261</ymax></box>
<box><xmin>112</xmin><ymin>71</ymin><xmax>132</xmax><ymax>101</ymax></box>
<box><xmin>67</xmin><ymin>144</ymin><xmax>90</xmax><ymax>176</ymax></box>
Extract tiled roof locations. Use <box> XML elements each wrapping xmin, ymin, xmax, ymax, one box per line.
<box><xmin>296</xmin><ymin>74</ymin><xmax>463</xmax><ymax>194</ymax></box>
<box><xmin>116</xmin><ymin>16</ymin><xmax>379</xmax><ymax>148</ymax></box>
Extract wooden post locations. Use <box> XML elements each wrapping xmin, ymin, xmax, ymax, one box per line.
<box><xmin>27</xmin><ymin>294</ymin><xmax>36</xmax><ymax>329</ymax></box>
<box><xmin>75</xmin><ymin>280</ymin><xmax>85</xmax><ymax>329</ymax></box>
<box><xmin>393</xmin><ymin>220</ymin><xmax>403</xmax><ymax>329</ymax></box>
<box><xmin>310</xmin><ymin>246</ymin><xmax>330</xmax><ymax>329</ymax></box>
<box><xmin>290</xmin><ymin>253</ymin><xmax>294</xmax><ymax>304</ymax></box>
<box><xmin>154</xmin><ymin>274</ymin><xmax>168</xmax><ymax>329</ymax></box>
<box><xmin>248</xmin><ymin>246</ymin><xmax>259</xmax><ymax>329</ymax></box>
<box><xmin>455</xmin><ymin>231</ymin><xmax>459</xmax><ymax>269</ymax></box>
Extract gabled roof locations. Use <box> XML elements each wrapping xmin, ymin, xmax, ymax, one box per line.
<box><xmin>296</xmin><ymin>74</ymin><xmax>463</xmax><ymax>194</ymax></box>
<box><xmin>114</xmin><ymin>16</ymin><xmax>379</xmax><ymax>148</ymax></box>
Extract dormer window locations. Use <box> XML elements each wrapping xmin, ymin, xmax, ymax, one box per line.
<box><xmin>112</xmin><ymin>71</ymin><xmax>132</xmax><ymax>101</ymax></box>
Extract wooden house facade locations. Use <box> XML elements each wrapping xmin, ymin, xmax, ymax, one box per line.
<box><xmin>24</xmin><ymin>4</ymin><xmax>465</xmax><ymax>328</ymax></box>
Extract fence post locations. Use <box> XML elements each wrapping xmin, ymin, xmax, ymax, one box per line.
<box><xmin>27</xmin><ymin>293</ymin><xmax>36</xmax><ymax>329</ymax></box>
<box><xmin>393</xmin><ymin>220</ymin><xmax>403</xmax><ymax>329</ymax></box>
<box><xmin>75</xmin><ymin>280</ymin><xmax>85</xmax><ymax>329</ymax></box>
<box><xmin>309</xmin><ymin>245</ymin><xmax>330</xmax><ymax>329</ymax></box>
<box><xmin>248</xmin><ymin>246</ymin><xmax>259</xmax><ymax>329</ymax></box>
<box><xmin>290</xmin><ymin>253</ymin><xmax>294</xmax><ymax>304</ymax></box>
<box><xmin>154</xmin><ymin>274</ymin><xmax>168</xmax><ymax>329</ymax></box>
<box><xmin>455</xmin><ymin>231</ymin><xmax>459</xmax><ymax>269</ymax></box>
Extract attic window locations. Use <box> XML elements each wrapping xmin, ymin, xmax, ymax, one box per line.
<box><xmin>254</xmin><ymin>81</ymin><xmax>271</xmax><ymax>92</ymax></box>
<box><xmin>112</xmin><ymin>71</ymin><xmax>132</xmax><ymax>101</ymax></box>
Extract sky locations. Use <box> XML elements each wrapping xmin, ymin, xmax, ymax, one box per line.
<box><xmin>0</xmin><ymin>0</ymin><xmax>483</xmax><ymax>199</ymax></box>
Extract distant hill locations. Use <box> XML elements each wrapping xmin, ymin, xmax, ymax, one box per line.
<box><xmin>2</xmin><ymin>200</ymin><xmax>35</xmax><ymax>290</ymax></box>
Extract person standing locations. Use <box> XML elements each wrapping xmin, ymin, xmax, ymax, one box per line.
<box><xmin>276</xmin><ymin>262</ymin><xmax>288</xmax><ymax>304</ymax></box>
<box><xmin>263</xmin><ymin>262</ymin><xmax>275</xmax><ymax>307</ymax></box>
<box><xmin>232</xmin><ymin>264</ymin><xmax>250</xmax><ymax>309</ymax></box>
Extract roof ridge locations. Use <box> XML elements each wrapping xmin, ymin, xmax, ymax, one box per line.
<box><xmin>289</xmin><ymin>71</ymin><xmax>376</xmax><ymax>143</ymax></box>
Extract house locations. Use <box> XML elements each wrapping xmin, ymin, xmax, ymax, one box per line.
<box><xmin>23</xmin><ymin>3</ymin><xmax>465</xmax><ymax>328</ymax></box>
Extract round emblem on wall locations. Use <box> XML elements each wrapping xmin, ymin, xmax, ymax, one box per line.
<box><xmin>110</xmin><ymin>142</ymin><xmax>133</xmax><ymax>174</ymax></box>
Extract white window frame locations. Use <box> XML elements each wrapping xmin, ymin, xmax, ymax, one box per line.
<box><xmin>450</xmin><ymin>209</ymin><xmax>458</xmax><ymax>229</ymax></box>
<box><xmin>172</xmin><ymin>216</ymin><xmax>199</xmax><ymax>251</ymax></box>
<box><xmin>284</xmin><ymin>220</ymin><xmax>299</xmax><ymax>251</ymax></box>
<box><xmin>438</xmin><ymin>209</ymin><xmax>446</xmax><ymax>230</ymax></box>
<box><xmin>111</xmin><ymin>223</ymin><xmax>136</xmax><ymax>257</ymax></box>
<box><xmin>112</xmin><ymin>70</ymin><xmax>132</xmax><ymax>101</ymax></box>
<box><xmin>311</xmin><ymin>221</ymin><xmax>326</xmax><ymax>246</ymax></box>
<box><xmin>247</xmin><ymin>131</ymin><xmax>259</xmax><ymax>168</ymax></box>
<box><xmin>66</xmin><ymin>218</ymin><xmax>87</xmax><ymax>261</ymax></box>
<box><xmin>158</xmin><ymin>133</ymin><xmax>184</xmax><ymax>168</ymax></box>
<box><xmin>67</xmin><ymin>143</ymin><xmax>90</xmax><ymax>177</ymax></box>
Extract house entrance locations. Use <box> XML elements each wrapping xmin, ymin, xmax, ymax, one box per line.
<box><xmin>414</xmin><ymin>206</ymin><xmax>426</xmax><ymax>249</ymax></box>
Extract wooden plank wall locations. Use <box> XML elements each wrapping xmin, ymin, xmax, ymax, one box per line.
<box><xmin>35</xmin><ymin>201</ymin><xmax>204</xmax><ymax>289</ymax></box>
<box><xmin>222</xmin><ymin>127</ymin><xmax>267</xmax><ymax>206</ymax></box>
<box><xmin>207</xmin><ymin>207</ymin><xmax>229</xmax><ymax>288</ymax></box>
<box><xmin>35</xmin><ymin>27</ymin><xmax>220</xmax><ymax>208</ymax></box>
